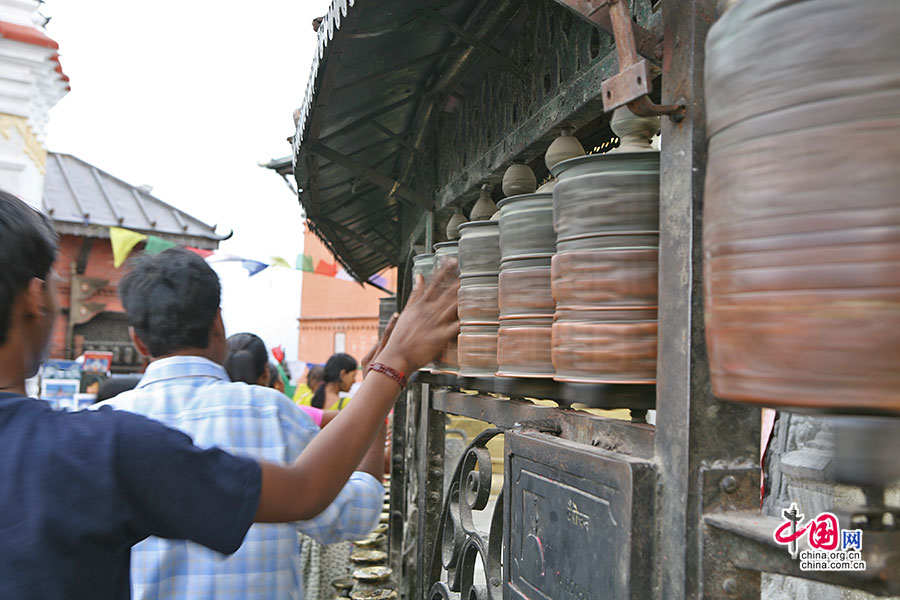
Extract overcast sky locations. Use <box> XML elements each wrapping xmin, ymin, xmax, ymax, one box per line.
<box><xmin>43</xmin><ymin>0</ymin><xmax>332</xmax><ymax>361</ymax></box>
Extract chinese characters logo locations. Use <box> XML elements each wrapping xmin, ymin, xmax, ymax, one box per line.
<box><xmin>773</xmin><ymin>503</ymin><xmax>866</xmax><ymax>572</ymax></box>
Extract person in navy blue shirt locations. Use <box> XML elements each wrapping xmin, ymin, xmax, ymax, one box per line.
<box><xmin>0</xmin><ymin>190</ymin><xmax>459</xmax><ymax>599</ymax></box>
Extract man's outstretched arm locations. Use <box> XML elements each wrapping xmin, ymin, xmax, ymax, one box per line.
<box><xmin>254</xmin><ymin>263</ymin><xmax>459</xmax><ymax>523</ymax></box>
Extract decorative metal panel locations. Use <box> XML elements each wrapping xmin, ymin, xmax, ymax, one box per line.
<box><xmin>506</xmin><ymin>432</ymin><xmax>655</xmax><ymax>600</ymax></box>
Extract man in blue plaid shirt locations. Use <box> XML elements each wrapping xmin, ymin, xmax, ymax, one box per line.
<box><xmin>99</xmin><ymin>248</ymin><xmax>385</xmax><ymax>599</ymax></box>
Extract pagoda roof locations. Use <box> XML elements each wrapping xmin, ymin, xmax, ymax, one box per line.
<box><xmin>43</xmin><ymin>152</ymin><xmax>228</xmax><ymax>249</ymax></box>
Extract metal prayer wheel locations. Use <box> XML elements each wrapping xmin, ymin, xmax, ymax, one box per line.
<box><xmin>457</xmin><ymin>220</ymin><xmax>501</xmax><ymax>275</ymax></box>
<box><xmin>411</xmin><ymin>253</ymin><xmax>434</xmax><ymax>282</ymax></box>
<box><xmin>432</xmin><ymin>242</ymin><xmax>459</xmax><ymax>373</ymax></box>
<box><xmin>550</xmin><ymin>114</ymin><xmax>660</xmax><ymax>384</ymax></box>
<box><xmin>497</xmin><ymin>192</ymin><xmax>556</xmax><ymax>258</ymax></box>
<box><xmin>457</xmin><ymin>323</ymin><xmax>500</xmax><ymax>377</ymax></box>
<box><xmin>552</xmin><ymin>308</ymin><xmax>658</xmax><ymax>383</ymax></box>
<box><xmin>457</xmin><ymin>221</ymin><xmax>501</xmax><ymax>377</ymax></box>
<box><xmin>498</xmin><ymin>254</ymin><xmax>555</xmax><ymax>318</ymax></box>
<box><xmin>496</xmin><ymin>192</ymin><xmax>557</xmax><ymax>378</ymax></box>
<box><xmin>378</xmin><ymin>297</ymin><xmax>396</xmax><ymax>337</ymax></box>
<box><xmin>704</xmin><ymin>0</ymin><xmax>900</xmax><ymax>412</ymax></box>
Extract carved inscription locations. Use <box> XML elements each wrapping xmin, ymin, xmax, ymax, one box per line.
<box><xmin>566</xmin><ymin>499</ymin><xmax>591</xmax><ymax>532</ymax></box>
<box><xmin>555</xmin><ymin>571</ymin><xmax>599</xmax><ymax>600</ymax></box>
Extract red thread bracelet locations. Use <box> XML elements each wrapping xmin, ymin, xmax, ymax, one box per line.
<box><xmin>367</xmin><ymin>362</ymin><xmax>407</xmax><ymax>389</ymax></box>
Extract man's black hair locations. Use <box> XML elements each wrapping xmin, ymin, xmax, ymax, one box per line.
<box><xmin>119</xmin><ymin>247</ymin><xmax>221</xmax><ymax>357</ymax></box>
<box><xmin>0</xmin><ymin>190</ymin><xmax>58</xmax><ymax>345</ymax></box>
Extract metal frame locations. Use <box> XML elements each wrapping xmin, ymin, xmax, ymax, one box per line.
<box><xmin>295</xmin><ymin>1</ymin><xmax>899</xmax><ymax>598</ymax></box>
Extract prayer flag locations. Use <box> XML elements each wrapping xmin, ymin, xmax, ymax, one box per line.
<box><xmin>270</xmin><ymin>256</ymin><xmax>292</xmax><ymax>269</ymax></box>
<box><xmin>368</xmin><ymin>273</ymin><xmax>389</xmax><ymax>288</ymax></box>
<box><xmin>296</xmin><ymin>254</ymin><xmax>315</xmax><ymax>272</ymax></box>
<box><xmin>314</xmin><ymin>260</ymin><xmax>337</xmax><ymax>277</ymax></box>
<box><xmin>186</xmin><ymin>247</ymin><xmax>214</xmax><ymax>258</ymax></box>
<box><xmin>143</xmin><ymin>235</ymin><xmax>177</xmax><ymax>255</ymax></box>
<box><xmin>109</xmin><ymin>227</ymin><xmax>148</xmax><ymax>267</ymax></box>
<box><xmin>241</xmin><ymin>260</ymin><xmax>268</xmax><ymax>276</ymax></box>
<box><xmin>335</xmin><ymin>268</ymin><xmax>355</xmax><ymax>281</ymax></box>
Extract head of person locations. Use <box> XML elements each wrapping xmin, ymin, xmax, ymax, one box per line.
<box><xmin>224</xmin><ymin>332</ymin><xmax>269</xmax><ymax>386</ymax></box>
<box><xmin>306</xmin><ymin>365</ymin><xmax>324</xmax><ymax>391</ymax></box>
<box><xmin>118</xmin><ymin>247</ymin><xmax>226</xmax><ymax>364</ymax></box>
<box><xmin>310</xmin><ymin>353</ymin><xmax>357</xmax><ymax>409</ymax></box>
<box><xmin>0</xmin><ymin>191</ymin><xmax>59</xmax><ymax>383</ymax></box>
<box><xmin>267</xmin><ymin>362</ymin><xmax>285</xmax><ymax>393</ymax></box>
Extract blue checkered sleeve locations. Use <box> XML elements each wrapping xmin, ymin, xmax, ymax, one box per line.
<box><xmin>295</xmin><ymin>472</ymin><xmax>383</xmax><ymax>544</ymax></box>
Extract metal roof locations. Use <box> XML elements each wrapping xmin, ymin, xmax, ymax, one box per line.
<box><xmin>289</xmin><ymin>0</ymin><xmax>652</xmax><ymax>283</ymax></box>
<box><xmin>291</xmin><ymin>0</ymin><xmax>497</xmax><ymax>282</ymax></box>
<box><xmin>43</xmin><ymin>152</ymin><xmax>228</xmax><ymax>249</ymax></box>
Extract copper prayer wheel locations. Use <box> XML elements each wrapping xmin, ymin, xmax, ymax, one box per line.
<box><xmin>552</xmin><ymin>308</ymin><xmax>658</xmax><ymax>383</ymax></box>
<box><xmin>550</xmin><ymin>167</ymin><xmax>659</xmax><ymax>243</ymax></box>
<box><xmin>496</xmin><ymin>315</ymin><xmax>555</xmax><ymax>378</ymax></box>
<box><xmin>498</xmin><ymin>254</ymin><xmax>555</xmax><ymax>318</ymax></box>
<box><xmin>704</xmin><ymin>0</ymin><xmax>900</xmax><ymax>412</ymax></box>
<box><xmin>458</xmin><ymin>275</ymin><xmax>499</xmax><ymax>323</ymax></box>
<box><xmin>457</xmin><ymin>221</ymin><xmax>501</xmax><ymax>377</ymax></box>
<box><xmin>457</xmin><ymin>220</ymin><xmax>500</xmax><ymax>275</ymax></box>
<box><xmin>411</xmin><ymin>253</ymin><xmax>434</xmax><ymax>282</ymax></box>
<box><xmin>458</xmin><ymin>323</ymin><xmax>499</xmax><ymax>377</ymax></box>
<box><xmin>550</xmin><ymin>132</ymin><xmax>661</xmax><ymax>384</ymax></box>
<box><xmin>497</xmin><ymin>192</ymin><xmax>556</xmax><ymax>259</ymax></box>
<box><xmin>551</xmin><ymin>246</ymin><xmax>658</xmax><ymax>309</ymax></box>
<box><xmin>432</xmin><ymin>242</ymin><xmax>459</xmax><ymax>374</ymax></box>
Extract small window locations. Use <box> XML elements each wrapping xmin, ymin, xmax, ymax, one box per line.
<box><xmin>334</xmin><ymin>332</ymin><xmax>346</xmax><ymax>354</ymax></box>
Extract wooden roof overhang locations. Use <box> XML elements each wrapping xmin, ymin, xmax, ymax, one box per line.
<box><xmin>291</xmin><ymin>0</ymin><xmax>661</xmax><ymax>291</ymax></box>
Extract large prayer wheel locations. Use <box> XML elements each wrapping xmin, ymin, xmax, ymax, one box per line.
<box><xmin>703</xmin><ymin>0</ymin><xmax>900</xmax><ymax>412</ymax></box>
<box><xmin>550</xmin><ymin>110</ymin><xmax>660</xmax><ymax>384</ymax></box>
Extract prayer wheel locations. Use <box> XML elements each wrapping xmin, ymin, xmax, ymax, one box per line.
<box><xmin>432</xmin><ymin>242</ymin><xmax>459</xmax><ymax>374</ymax></box>
<box><xmin>411</xmin><ymin>253</ymin><xmax>434</xmax><ymax>282</ymax></box>
<box><xmin>496</xmin><ymin>193</ymin><xmax>557</xmax><ymax>378</ymax></box>
<box><xmin>457</xmin><ymin>221</ymin><xmax>501</xmax><ymax>377</ymax></box>
<box><xmin>704</xmin><ymin>0</ymin><xmax>900</xmax><ymax>412</ymax></box>
<box><xmin>550</xmin><ymin>109</ymin><xmax>660</xmax><ymax>383</ymax></box>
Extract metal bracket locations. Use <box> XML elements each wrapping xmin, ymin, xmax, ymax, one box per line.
<box><xmin>599</xmin><ymin>0</ymin><xmax>685</xmax><ymax>121</ymax></box>
<box><xmin>699</xmin><ymin>466</ymin><xmax>762</xmax><ymax>598</ymax></box>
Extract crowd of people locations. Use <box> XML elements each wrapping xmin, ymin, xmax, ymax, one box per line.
<box><xmin>0</xmin><ymin>190</ymin><xmax>460</xmax><ymax>599</ymax></box>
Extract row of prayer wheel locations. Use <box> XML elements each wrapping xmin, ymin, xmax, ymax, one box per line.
<box><xmin>408</xmin><ymin>0</ymin><xmax>900</xmax><ymax>414</ymax></box>
<box><xmin>414</xmin><ymin>107</ymin><xmax>661</xmax><ymax>384</ymax></box>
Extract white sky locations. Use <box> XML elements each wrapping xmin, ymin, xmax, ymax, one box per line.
<box><xmin>43</xmin><ymin>0</ymin><xmax>333</xmax><ymax>361</ymax></box>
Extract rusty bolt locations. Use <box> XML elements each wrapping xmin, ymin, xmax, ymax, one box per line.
<box><xmin>720</xmin><ymin>475</ymin><xmax>738</xmax><ymax>494</ymax></box>
<box><xmin>722</xmin><ymin>577</ymin><xmax>738</xmax><ymax>594</ymax></box>
<box><xmin>428</xmin><ymin>492</ymin><xmax>441</xmax><ymax>504</ymax></box>
<box><xmin>490</xmin><ymin>577</ymin><xmax>501</xmax><ymax>587</ymax></box>
<box><xmin>429</xmin><ymin>467</ymin><xmax>443</xmax><ymax>480</ymax></box>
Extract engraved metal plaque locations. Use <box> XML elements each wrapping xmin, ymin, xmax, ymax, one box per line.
<box><xmin>506</xmin><ymin>433</ymin><xmax>655</xmax><ymax>600</ymax></box>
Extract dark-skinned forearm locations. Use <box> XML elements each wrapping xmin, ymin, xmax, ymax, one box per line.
<box><xmin>254</xmin><ymin>349</ymin><xmax>408</xmax><ymax>522</ymax></box>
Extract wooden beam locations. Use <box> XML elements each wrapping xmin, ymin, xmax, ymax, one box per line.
<box><xmin>369</xmin><ymin>120</ymin><xmax>418</xmax><ymax>153</ymax></box>
<box><xmin>429</xmin><ymin>11</ymin><xmax>526</xmax><ymax>80</ymax></box>
<box><xmin>317</xmin><ymin>93</ymin><xmax>421</xmax><ymax>144</ymax></box>
<box><xmin>332</xmin><ymin>44</ymin><xmax>465</xmax><ymax>93</ymax></box>
<box><xmin>315</xmin><ymin>216</ymin><xmax>398</xmax><ymax>264</ymax></box>
<box><xmin>309</xmin><ymin>143</ymin><xmax>433</xmax><ymax>209</ymax></box>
